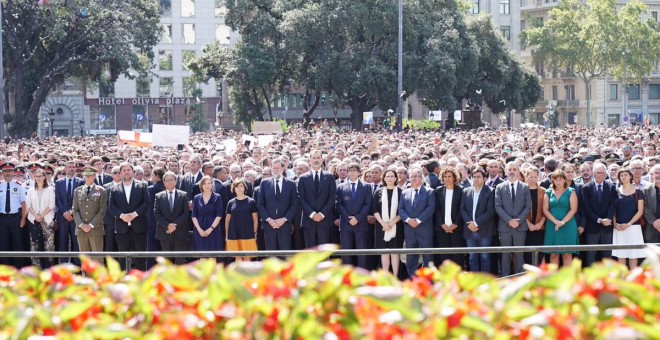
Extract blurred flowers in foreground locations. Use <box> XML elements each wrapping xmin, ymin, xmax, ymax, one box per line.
<box><xmin>0</xmin><ymin>244</ymin><xmax>659</xmax><ymax>339</ymax></box>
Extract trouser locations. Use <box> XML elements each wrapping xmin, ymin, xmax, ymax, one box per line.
<box><xmin>159</xmin><ymin>236</ymin><xmax>189</xmax><ymax>265</ymax></box>
<box><xmin>404</xmin><ymin>225</ymin><xmax>434</xmax><ymax>277</ymax></box>
<box><xmin>303</xmin><ymin>223</ymin><xmax>333</xmax><ymax>249</ymax></box>
<box><xmin>437</xmin><ymin>228</ymin><xmax>466</xmax><ymax>268</ymax></box>
<box><xmin>0</xmin><ymin>213</ymin><xmax>27</xmax><ymax>267</ymax></box>
<box><xmin>585</xmin><ymin>230</ymin><xmax>613</xmax><ymax>266</ymax></box>
<box><xmin>263</xmin><ymin>224</ymin><xmax>293</xmax><ymax>251</ymax></box>
<box><xmin>28</xmin><ymin>220</ymin><xmax>55</xmax><ymax>269</ymax></box>
<box><xmin>58</xmin><ymin>219</ymin><xmax>79</xmax><ymax>264</ymax></box>
<box><xmin>465</xmin><ymin>233</ymin><xmax>492</xmax><ymax>272</ymax></box>
<box><xmin>339</xmin><ymin>228</ymin><xmax>369</xmax><ymax>269</ymax></box>
<box><xmin>115</xmin><ymin>229</ymin><xmax>147</xmax><ymax>271</ymax></box>
<box><xmin>499</xmin><ymin>229</ymin><xmax>527</xmax><ymax>276</ymax></box>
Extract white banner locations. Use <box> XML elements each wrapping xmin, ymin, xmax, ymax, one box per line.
<box><xmin>152</xmin><ymin>124</ymin><xmax>190</xmax><ymax>147</ymax></box>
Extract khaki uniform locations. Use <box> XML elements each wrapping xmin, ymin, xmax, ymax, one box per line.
<box><xmin>73</xmin><ymin>184</ymin><xmax>107</xmax><ymax>252</ymax></box>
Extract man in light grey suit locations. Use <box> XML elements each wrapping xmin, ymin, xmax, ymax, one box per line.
<box><xmin>399</xmin><ymin>167</ymin><xmax>436</xmax><ymax>277</ymax></box>
<box><xmin>643</xmin><ymin>164</ymin><xmax>660</xmax><ymax>243</ymax></box>
<box><xmin>495</xmin><ymin>162</ymin><xmax>532</xmax><ymax>276</ymax></box>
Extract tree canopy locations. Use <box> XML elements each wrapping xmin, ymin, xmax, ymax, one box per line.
<box><xmin>190</xmin><ymin>0</ymin><xmax>541</xmax><ymax>130</ymax></box>
<box><xmin>2</xmin><ymin>0</ymin><xmax>161</xmax><ymax>137</ymax></box>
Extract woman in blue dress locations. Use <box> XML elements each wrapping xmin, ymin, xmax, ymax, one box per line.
<box><xmin>225</xmin><ymin>178</ymin><xmax>258</xmax><ymax>262</ymax></box>
<box><xmin>192</xmin><ymin>176</ymin><xmax>224</xmax><ymax>253</ymax></box>
<box><xmin>612</xmin><ymin>168</ymin><xmax>645</xmax><ymax>269</ymax></box>
<box><xmin>543</xmin><ymin>169</ymin><xmax>579</xmax><ymax>267</ymax></box>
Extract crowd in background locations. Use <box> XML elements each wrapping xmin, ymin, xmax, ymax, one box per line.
<box><xmin>0</xmin><ymin>123</ymin><xmax>659</xmax><ymax>278</ymax></box>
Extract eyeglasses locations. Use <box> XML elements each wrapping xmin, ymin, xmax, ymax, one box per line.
<box><xmin>112</xmin><ymin>172</ymin><xmax>120</xmax><ymax>175</ymax></box>
<box><xmin>631</xmin><ymin>167</ymin><xmax>644</xmax><ymax>170</ymax></box>
<box><xmin>543</xmin><ymin>152</ymin><xmax>552</xmax><ymax>156</ymax></box>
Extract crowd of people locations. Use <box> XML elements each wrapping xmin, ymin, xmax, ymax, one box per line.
<box><xmin>0</xmin><ymin>123</ymin><xmax>658</xmax><ymax>278</ymax></box>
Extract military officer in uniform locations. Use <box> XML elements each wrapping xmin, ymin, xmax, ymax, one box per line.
<box><xmin>0</xmin><ymin>162</ymin><xmax>28</xmax><ymax>267</ymax></box>
<box><xmin>72</xmin><ymin>167</ymin><xmax>108</xmax><ymax>253</ymax></box>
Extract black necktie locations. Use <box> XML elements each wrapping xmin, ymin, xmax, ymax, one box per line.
<box><xmin>275</xmin><ymin>179</ymin><xmax>281</xmax><ymax>198</ymax></box>
<box><xmin>67</xmin><ymin>179</ymin><xmax>73</xmax><ymax>205</ymax></box>
<box><xmin>314</xmin><ymin>172</ymin><xmax>320</xmax><ymax>192</ymax></box>
<box><xmin>5</xmin><ymin>183</ymin><xmax>10</xmax><ymax>213</ymax></box>
<box><xmin>351</xmin><ymin>183</ymin><xmax>356</xmax><ymax>201</ymax></box>
<box><xmin>597</xmin><ymin>184</ymin><xmax>602</xmax><ymax>200</ymax></box>
<box><xmin>413</xmin><ymin>188</ymin><xmax>419</xmax><ymax>205</ymax></box>
<box><xmin>169</xmin><ymin>192</ymin><xmax>174</xmax><ymax>210</ymax></box>
<box><xmin>510</xmin><ymin>183</ymin><xmax>516</xmax><ymax>203</ymax></box>
<box><xmin>86</xmin><ymin>186</ymin><xmax>91</xmax><ymax>196</ymax></box>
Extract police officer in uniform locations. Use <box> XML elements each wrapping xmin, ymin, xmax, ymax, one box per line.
<box><xmin>73</xmin><ymin>167</ymin><xmax>108</xmax><ymax>253</ymax></box>
<box><xmin>0</xmin><ymin>162</ymin><xmax>28</xmax><ymax>267</ymax></box>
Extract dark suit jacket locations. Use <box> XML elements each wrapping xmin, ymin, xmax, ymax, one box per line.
<box><xmin>147</xmin><ymin>181</ymin><xmax>165</xmax><ymax>232</ymax></box>
<box><xmin>257</xmin><ymin>177</ymin><xmax>298</xmax><ymax>229</ymax></box>
<box><xmin>297</xmin><ymin>170</ymin><xmax>337</xmax><ymax>229</ymax></box>
<box><xmin>494</xmin><ymin>181</ymin><xmax>532</xmax><ymax>232</ymax></box>
<box><xmin>336</xmin><ymin>180</ymin><xmax>372</xmax><ymax>232</ymax></box>
<box><xmin>569</xmin><ymin>182</ymin><xmax>586</xmax><ymax>227</ymax></box>
<box><xmin>582</xmin><ymin>180</ymin><xmax>617</xmax><ymax>234</ymax></box>
<box><xmin>434</xmin><ymin>185</ymin><xmax>464</xmax><ymax>231</ymax></box>
<box><xmin>425</xmin><ymin>173</ymin><xmax>441</xmax><ymax>190</ymax></box>
<box><xmin>178</xmin><ymin>172</ymin><xmax>203</xmax><ymax>201</ymax></box>
<box><xmin>460</xmin><ymin>185</ymin><xmax>496</xmax><ymax>238</ymax></box>
<box><xmin>95</xmin><ymin>173</ymin><xmax>113</xmax><ymax>186</ymax></box>
<box><xmin>486</xmin><ymin>177</ymin><xmax>503</xmax><ymax>189</ymax></box>
<box><xmin>103</xmin><ymin>182</ymin><xmax>119</xmax><ymax>228</ymax></box>
<box><xmin>55</xmin><ymin>176</ymin><xmax>84</xmax><ymax>221</ymax></box>
<box><xmin>107</xmin><ymin>180</ymin><xmax>150</xmax><ymax>234</ymax></box>
<box><xmin>643</xmin><ymin>184</ymin><xmax>660</xmax><ymax>241</ymax></box>
<box><xmin>153</xmin><ymin>189</ymin><xmax>191</xmax><ymax>241</ymax></box>
<box><xmin>398</xmin><ymin>185</ymin><xmax>436</xmax><ymax>230</ymax></box>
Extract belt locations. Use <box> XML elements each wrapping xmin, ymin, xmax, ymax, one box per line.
<box><xmin>0</xmin><ymin>212</ymin><xmax>19</xmax><ymax>216</ymax></box>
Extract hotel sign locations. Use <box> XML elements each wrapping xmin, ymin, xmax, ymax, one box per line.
<box><xmin>98</xmin><ymin>97</ymin><xmax>193</xmax><ymax>106</ymax></box>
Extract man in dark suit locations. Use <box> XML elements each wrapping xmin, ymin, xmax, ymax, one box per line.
<box><xmin>298</xmin><ymin>150</ymin><xmax>337</xmax><ymax>248</ymax></box>
<box><xmin>107</xmin><ymin>162</ymin><xmax>150</xmax><ymax>271</ymax></box>
<box><xmin>494</xmin><ymin>162</ymin><xmax>532</xmax><ymax>277</ymax></box>
<box><xmin>146</xmin><ymin>167</ymin><xmax>165</xmax><ymax>268</ymax></box>
<box><xmin>55</xmin><ymin>160</ymin><xmax>84</xmax><ymax>262</ymax></box>
<box><xmin>91</xmin><ymin>157</ymin><xmax>112</xmax><ymax>186</ymax></box>
<box><xmin>424</xmin><ymin>160</ymin><xmax>441</xmax><ymax>190</ymax></box>
<box><xmin>257</xmin><ymin>159</ymin><xmax>298</xmax><ymax>251</ymax></box>
<box><xmin>582</xmin><ymin>162</ymin><xmax>617</xmax><ymax>266</ymax></box>
<box><xmin>486</xmin><ymin>160</ymin><xmax>504</xmax><ymax>188</ymax></box>
<box><xmin>460</xmin><ymin>166</ymin><xmax>496</xmax><ymax>272</ymax></box>
<box><xmin>154</xmin><ymin>171</ymin><xmax>190</xmax><ymax>265</ymax></box>
<box><xmin>336</xmin><ymin>163</ymin><xmax>372</xmax><ymax>269</ymax></box>
<box><xmin>643</xmin><ymin>164</ymin><xmax>660</xmax><ymax>243</ymax></box>
<box><xmin>398</xmin><ymin>167</ymin><xmax>436</xmax><ymax>277</ymax></box>
<box><xmin>177</xmin><ymin>154</ymin><xmax>204</xmax><ymax>203</ymax></box>
<box><xmin>102</xmin><ymin>166</ymin><xmax>121</xmax><ymax>252</ymax></box>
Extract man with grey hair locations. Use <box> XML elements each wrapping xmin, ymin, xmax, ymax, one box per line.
<box><xmin>582</xmin><ymin>162</ymin><xmax>617</xmax><ymax>266</ymax></box>
<box><xmin>629</xmin><ymin>159</ymin><xmax>649</xmax><ymax>190</ymax></box>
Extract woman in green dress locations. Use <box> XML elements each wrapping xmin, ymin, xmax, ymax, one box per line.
<box><xmin>542</xmin><ymin>169</ymin><xmax>579</xmax><ymax>267</ymax></box>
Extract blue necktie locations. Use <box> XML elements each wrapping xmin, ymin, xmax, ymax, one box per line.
<box><xmin>351</xmin><ymin>183</ymin><xmax>356</xmax><ymax>201</ymax></box>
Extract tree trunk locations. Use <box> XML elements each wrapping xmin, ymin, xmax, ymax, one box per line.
<box><xmin>302</xmin><ymin>90</ymin><xmax>320</xmax><ymax>128</ymax></box>
<box><xmin>261</xmin><ymin>86</ymin><xmax>273</xmax><ymax>121</ymax></box>
<box><xmin>582</xmin><ymin>77</ymin><xmax>593</xmax><ymax>127</ymax></box>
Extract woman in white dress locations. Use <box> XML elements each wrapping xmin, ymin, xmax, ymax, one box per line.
<box><xmin>612</xmin><ymin>168</ymin><xmax>646</xmax><ymax>269</ymax></box>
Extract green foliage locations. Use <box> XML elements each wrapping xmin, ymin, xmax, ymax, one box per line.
<box><xmin>522</xmin><ymin>0</ymin><xmax>660</xmax><ymax>126</ymax></box>
<box><xmin>186</xmin><ymin>88</ymin><xmax>210</xmax><ymax>133</ymax></box>
<box><xmin>2</xmin><ymin>0</ymin><xmax>161</xmax><ymax>137</ymax></box>
<box><xmin>0</xmin><ymin>248</ymin><xmax>659</xmax><ymax>338</ymax></box>
<box><xmin>402</xmin><ymin>119</ymin><xmax>441</xmax><ymax>131</ymax></box>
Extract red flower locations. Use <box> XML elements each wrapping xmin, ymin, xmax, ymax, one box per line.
<box><xmin>264</xmin><ymin>308</ymin><xmax>279</xmax><ymax>333</ymax></box>
<box><xmin>447</xmin><ymin>310</ymin><xmax>465</xmax><ymax>329</ymax></box>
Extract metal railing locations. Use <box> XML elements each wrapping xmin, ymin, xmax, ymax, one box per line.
<box><xmin>0</xmin><ymin>244</ymin><xmax>656</xmax><ymax>271</ymax></box>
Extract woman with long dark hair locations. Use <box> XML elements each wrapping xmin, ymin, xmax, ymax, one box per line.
<box><xmin>25</xmin><ymin>168</ymin><xmax>56</xmax><ymax>268</ymax></box>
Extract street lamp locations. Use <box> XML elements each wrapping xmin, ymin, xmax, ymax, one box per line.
<box><xmin>48</xmin><ymin>110</ymin><xmax>55</xmax><ymax>137</ymax></box>
<box><xmin>396</xmin><ymin>0</ymin><xmax>403</xmax><ymax>132</ymax></box>
<box><xmin>42</xmin><ymin>118</ymin><xmax>50</xmax><ymax>138</ymax></box>
<box><xmin>79</xmin><ymin>119</ymin><xmax>85</xmax><ymax>136</ymax></box>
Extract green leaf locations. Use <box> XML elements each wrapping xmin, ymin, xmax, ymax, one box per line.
<box><xmin>59</xmin><ymin>300</ymin><xmax>95</xmax><ymax>322</ymax></box>
<box><xmin>105</xmin><ymin>256</ymin><xmax>123</xmax><ymax>281</ymax></box>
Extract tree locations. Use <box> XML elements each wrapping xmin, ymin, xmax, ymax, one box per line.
<box><xmin>463</xmin><ymin>16</ymin><xmax>541</xmax><ymax>115</ymax></box>
<box><xmin>522</xmin><ymin>0</ymin><xmax>660</xmax><ymax>127</ymax></box>
<box><xmin>2</xmin><ymin>0</ymin><xmax>161</xmax><ymax>137</ymax></box>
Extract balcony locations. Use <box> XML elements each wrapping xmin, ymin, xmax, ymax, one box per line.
<box><xmin>557</xmin><ymin>100</ymin><xmax>580</xmax><ymax>107</ymax></box>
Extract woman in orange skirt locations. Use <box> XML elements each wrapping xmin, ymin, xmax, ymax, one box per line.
<box><xmin>225</xmin><ymin>178</ymin><xmax>259</xmax><ymax>262</ymax></box>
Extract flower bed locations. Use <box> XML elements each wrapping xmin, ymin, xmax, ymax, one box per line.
<box><xmin>0</xmin><ymin>247</ymin><xmax>659</xmax><ymax>339</ymax></box>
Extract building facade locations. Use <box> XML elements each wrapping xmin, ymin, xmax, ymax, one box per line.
<box><xmin>520</xmin><ymin>0</ymin><xmax>660</xmax><ymax>127</ymax></box>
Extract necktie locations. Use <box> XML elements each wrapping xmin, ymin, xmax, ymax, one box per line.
<box><xmin>597</xmin><ymin>184</ymin><xmax>602</xmax><ymax>200</ymax></box>
<box><xmin>314</xmin><ymin>172</ymin><xmax>320</xmax><ymax>192</ymax></box>
<box><xmin>169</xmin><ymin>191</ymin><xmax>174</xmax><ymax>210</ymax></box>
<box><xmin>67</xmin><ymin>179</ymin><xmax>73</xmax><ymax>205</ymax></box>
<box><xmin>351</xmin><ymin>183</ymin><xmax>356</xmax><ymax>201</ymax></box>
<box><xmin>489</xmin><ymin>180</ymin><xmax>495</xmax><ymax>187</ymax></box>
<box><xmin>275</xmin><ymin>179</ymin><xmax>281</xmax><ymax>198</ymax></box>
<box><xmin>5</xmin><ymin>183</ymin><xmax>10</xmax><ymax>213</ymax></box>
<box><xmin>510</xmin><ymin>183</ymin><xmax>516</xmax><ymax>203</ymax></box>
<box><xmin>86</xmin><ymin>186</ymin><xmax>91</xmax><ymax>196</ymax></box>
<box><xmin>412</xmin><ymin>188</ymin><xmax>419</xmax><ymax>205</ymax></box>
<box><xmin>97</xmin><ymin>175</ymin><xmax>102</xmax><ymax>185</ymax></box>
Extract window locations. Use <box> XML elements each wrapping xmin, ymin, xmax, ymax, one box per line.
<box><xmin>161</xmin><ymin>24</ymin><xmax>172</xmax><ymax>44</ymax></box>
<box><xmin>565</xmin><ymin>85</ymin><xmax>575</xmax><ymax>100</ymax></box>
<box><xmin>89</xmin><ymin>106</ymin><xmax>116</xmax><ymax>132</ymax></box>
<box><xmin>610</xmin><ymin>84</ymin><xmax>618</xmax><ymax>100</ymax></box>
<box><xmin>628</xmin><ymin>84</ymin><xmax>640</xmax><ymax>100</ymax></box>
<box><xmin>182</xmin><ymin>24</ymin><xmax>196</xmax><ymax>45</ymax></box>
<box><xmin>159</xmin><ymin>0</ymin><xmax>171</xmax><ymax>17</ymax></box>
<box><xmin>159</xmin><ymin>77</ymin><xmax>173</xmax><ymax>97</ymax></box>
<box><xmin>183</xmin><ymin>77</ymin><xmax>198</xmax><ymax>97</ymax></box>
<box><xmin>215</xmin><ymin>0</ymin><xmax>227</xmax><ymax>17</ymax></box>
<box><xmin>182</xmin><ymin>50</ymin><xmax>196</xmax><ymax>71</ymax></box>
<box><xmin>650</xmin><ymin>84</ymin><xmax>660</xmax><ymax>100</ymax></box>
<box><xmin>500</xmin><ymin>0</ymin><xmax>510</xmax><ymax>14</ymax></box>
<box><xmin>552</xmin><ymin>85</ymin><xmax>558</xmax><ymax>100</ymax></box>
<box><xmin>159</xmin><ymin>50</ymin><xmax>172</xmax><ymax>71</ymax></box>
<box><xmin>136</xmin><ymin>75</ymin><xmax>150</xmax><ymax>97</ymax></box>
<box><xmin>132</xmin><ymin>105</ymin><xmax>149</xmax><ymax>131</ymax></box>
<box><xmin>181</xmin><ymin>0</ymin><xmax>195</xmax><ymax>17</ymax></box>
<box><xmin>99</xmin><ymin>75</ymin><xmax>114</xmax><ymax>98</ymax></box>
<box><xmin>652</xmin><ymin>11</ymin><xmax>658</xmax><ymax>22</ymax></box>
<box><xmin>470</xmin><ymin>0</ymin><xmax>479</xmax><ymax>14</ymax></box>
<box><xmin>520</xmin><ymin>20</ymin><xmax>526</xmax><ymax>31</ymax></box>
<box><xmin>500</xmin><ymin>26</ymin><xmax>511</xmax><ymax>41</ymax></box>
<box><xmin>535</xmin><ymin>61</ymin><xmax>544</xmax><ymax>77</ymax></box>
<box><xmin>215</xmin><ymin>25</ymin><xmax>231</xmax><ymax>44</ymax></box>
